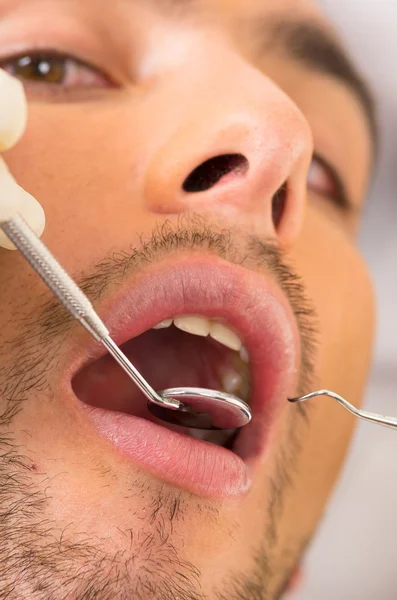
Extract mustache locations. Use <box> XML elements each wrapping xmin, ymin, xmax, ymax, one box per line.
<box><xmin>0</xmin><ymin>216</ymin><xmax>318</xmax><ymax>425</ymax></box>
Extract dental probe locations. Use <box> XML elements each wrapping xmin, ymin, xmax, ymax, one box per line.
<box><xmin>289</xmin><ymin>390</ymin><xmax>397</xmax><ymax>431</ymax></box>
<box><xmin>0</xmin><ymin>215</ymin><xmax>252</xmax><ymax>430</ymax></box>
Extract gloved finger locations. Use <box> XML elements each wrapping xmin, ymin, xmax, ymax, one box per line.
<box><xmin>0</xmin><ymin>68</ymin><xmax>46</xmax><ymax>249</ymax></box>
<box><xmin>0</xmin><ymin>157</ymin><xmax>45</xmax><ymax>250</ymax></box>
<box><xmin>0</xmin><ymin>68</ymin><xmax>27</xmax><ymax>151</ymax></box>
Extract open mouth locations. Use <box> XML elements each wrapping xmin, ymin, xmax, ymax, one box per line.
<box><xmin>67</xmin><ymin>255</ymin><xmax>299</xmax><ymax>498</ymax></box>
<box><xmin>73</xmin><ymin>315</ymin><xmax>252</xmax><ymax>449</ymax></box>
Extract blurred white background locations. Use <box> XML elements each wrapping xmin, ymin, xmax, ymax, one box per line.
<box><xmin>293</xmin><ymin>1</ymin><xmax>397</xmax><ymax>598</ymax></box>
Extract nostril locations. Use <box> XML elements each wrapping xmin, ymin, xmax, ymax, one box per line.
<box><xmin>183</xmin><ymin>154</ymin><xmax>249</xmax><ymax>193</ymax></box>
<box><xmin>272</xmin><ymin>182</ymin><xmax>288</xmax><ymax>230</ymax></box>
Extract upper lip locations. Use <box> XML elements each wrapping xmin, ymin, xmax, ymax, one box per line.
<box><xmin>60</xmin><ymin>251</ymin><xmax>300</xmax><ymax>472</ymax></box>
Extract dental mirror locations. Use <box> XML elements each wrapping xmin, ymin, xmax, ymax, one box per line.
<box><xmin>149</xmin><ymin>387</ymin><xmax>251</xmax><ymax>429</ymax></box>
<box><xmin>1</xmin><ymin>216</ymin><xmax>252</xmax><ymax>431</ymax></box>
<box><xmin>101</xmin><ymin>337</ymin><xmax>251</xmax><ymax>430</ymax></box>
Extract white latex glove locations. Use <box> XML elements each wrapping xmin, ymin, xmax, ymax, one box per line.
<box><xmin>0</xmin><ymin>68</ymin><xmax>45</xmax><ymax>249</ymax></box>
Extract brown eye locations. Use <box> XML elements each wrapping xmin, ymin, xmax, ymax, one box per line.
<box><xmin>1</xmin><ymin>52</ymin><xmax>111</xmax><ymax>89</ymax></box>
<box><xmin>8</xmin><ymin>54</ymin><xmax>66</xmax><ymax>83</ymax></box>
<box><xmin>308</xmin><ymin>154</ymin><xmax>352</xmax><ymax>212</ymax></box>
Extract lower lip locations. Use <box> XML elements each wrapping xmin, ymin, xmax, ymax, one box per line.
<box><xmin>80</xmin><ymin>404</ymin><xmax>251</xmax><ymax>498</ymax></box>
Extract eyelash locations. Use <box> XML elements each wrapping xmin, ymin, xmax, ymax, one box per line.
<box><xmin>0</xmin><ymin>50</ymin><xmax>352</xmax><ymax>212</ymax></box>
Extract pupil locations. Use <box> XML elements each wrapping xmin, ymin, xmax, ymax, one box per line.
<box><xmin>15</xmin><ymin>55</ymin><xmax>65</xmax><ymax>83</ymax></box>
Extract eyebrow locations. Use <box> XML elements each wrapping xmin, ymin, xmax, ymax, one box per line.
<box><xmin>256</xmin><ymin>18</ymin><xmax>379</xmax><ymax>155</ymax></box>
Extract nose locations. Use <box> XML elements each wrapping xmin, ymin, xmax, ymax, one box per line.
<box><xmin>143</xmin><ymin>41</ymin><xmax>313</xmax><ymax>245</ymax></box>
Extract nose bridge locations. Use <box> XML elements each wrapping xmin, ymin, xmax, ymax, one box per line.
<box><xmin>143</xmin><ymin>39</ymin><xmax>313</xmax><ymax>244</ymax></box>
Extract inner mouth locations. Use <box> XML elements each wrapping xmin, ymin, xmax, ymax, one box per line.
<box><xmin>72</xmin><ymin>316</ymin><xmax>252</xmax><ymax>449</ymax></box>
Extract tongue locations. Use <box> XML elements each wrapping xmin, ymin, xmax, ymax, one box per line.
<box><xmin>72</xmin><ymin>327</ymin><xmax>230</xmax><ymax>417</ymax></box>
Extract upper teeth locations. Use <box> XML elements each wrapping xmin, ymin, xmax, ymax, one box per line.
<box><xmin>153</xmin><ymin>315</ymin><xmax>246</xmax><ymax>354</ymax></box>
<box><xmin>174</xmin><ymin>315</ymin><xmax>211</xmax><ymax>337</ymax></box>
<box><xmin>154</xmin><ymin>318</ymin><xmax>173</xmax><ymax>329</ymax></box>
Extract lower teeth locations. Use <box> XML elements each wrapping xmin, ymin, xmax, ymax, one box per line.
<box><xmin>220</xmin><ymin>354</ymin><xmax>251</xmax><ymax>402</ymax></box>
<box><xmin>222</xmin><ymin>370</ymin><xmax>244</xmax><ymax>394</ymax></box>
<box><xmin>188</xmin><ymin>428</ymin><xmax>238</xmax><ymax>447</ymax></box>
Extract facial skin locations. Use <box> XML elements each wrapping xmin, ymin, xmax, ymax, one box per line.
<box><xmin>0</xmin><ymin>0</ymin><xmax>376</xmax><ymax>598</ymax></box>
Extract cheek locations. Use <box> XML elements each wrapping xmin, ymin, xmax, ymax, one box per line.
<box><xmin>291</xmin><ymin>207</ymin><xmax>375</xmax><ymax>497</ymax></box>
<box><xmin>294</xmin><ymin>208</ymin><xmax>376</xmax><ymax>400</ymax></box>
<box><xmin>3</xmin><ymin>104</ymin><xmax>152</xmax><ymax>271</ymax></box>
<box><xmin>274</xmin><ymin>209</ymin><xmax>376</xmax><ymax>547</ymax></box>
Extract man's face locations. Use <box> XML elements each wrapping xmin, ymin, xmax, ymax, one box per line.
<box><xmin>0</xmin><ymin>0</ymin><xmax>375</xmax><ymax>598</ymax></box>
